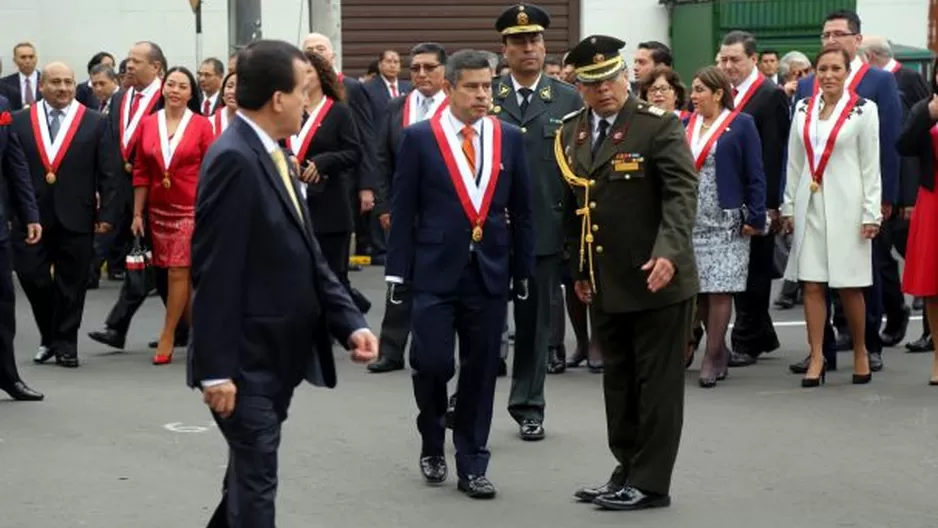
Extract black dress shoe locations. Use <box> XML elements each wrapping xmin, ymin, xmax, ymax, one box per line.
<box><xmin>907</xmin><ymin>335</ymin><xmax>933</xmax><ymax>353</ymax></box>
<box><xmin>881</xmin><ymin>306</ymin><xmax>911</xmax><ymax>347</ymax></box>
<box><xmin>574</xmin><ymin>480</ymin><xmax>624</xmax><ymax>502</ymax></box>
<box><xmin>868</xmin><ymin>351</ymin><xmax>883</xmax><ymax>372</ymax></box>
<box><xmin>593</xmin><ymin>486</ymin><xmax>671</xmax><ymax>511</ymax></box>
<box><xmin>497</xmin><ymin>358</ymin><xmax>507</xmax><ymax>377</ymax></box>
<box><xmin>33</xmin><ymin>346</ymin><xmax>55</xmax><ymax>364</ymax></box>
<box><xmin>419</xmin><ymin>456</ymin><xmax>447</xmax><ymax>484</ymax></box>
<box><xmin>0</xmin><ymin>380</ymin><xmax>44</xmax><ymax>401</ymax></box>
<box><xmin>546</xmin><ymin>346</ymin><xmax>566</xmax><ymax>374</ymax></box>
<box><xmin>88</xmin><ymin>328</ymin><xmax>126</xmax><ymax>350</ymax></box>
<box><xmin>457</xmin><ymin>475</ymin><xmax>496</xmax><ymax>499</ymax></box>
<box><xmin>55</xmin><ymin>355</ymin><xmax>79</xmax><ymax>368</ymax></box>
<box><xmin>367</xmin><ymin>357</ymin><xmax>405</xmax><ymax>373</ymax></box>
<box><xmin>727</xmin><ymin>350</ymin><xmax>756</xmax><ymax>367</ymax></box>
<box><xmin>519</xmin><ymin>419</ymin><xmax>545</xmax><ymax>441</ymax></box>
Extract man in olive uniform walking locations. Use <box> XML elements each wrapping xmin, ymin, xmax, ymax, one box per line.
<box><xmin>492</xmin><ymin>3</ymin><xmax>582</xmax><ymax>442</ymax></box>
<box><xmin>557</xmin><ymin>35</ymin><xmax>698</xmax><ymax>511</ymax></box>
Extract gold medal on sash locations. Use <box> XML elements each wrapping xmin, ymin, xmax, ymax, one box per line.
<box><xmin>162</xmin><ymin>172</ymin><xmax>171</xmax><ymax>189</ymax></box>
<box><xmin>45</xmin><ymin>172</ymin><xmax>56</xmax><ymax>184</ymax></box>
<box><xmin>124</xmin><ymin>162</ymin><xmax>133</xmax><ymax>174</ymax></box>
<box><xmin>472</xmin><ymin>225</ymin><xmax>483</xmax><ymax>242</ymax></box>
<box><xmin>809</xmin><ymin>181</ymin><xmax>819</xmax><ymax>192</ymax></box>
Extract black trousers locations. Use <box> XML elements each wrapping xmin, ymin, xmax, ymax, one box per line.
<box><xmin>377</xmin><ymin>282</ymin><xmax>412</xmax><ymax>363</ymax></box>
<box><xmin>13</xmin><ymin>222</ymin><xmax>94</xmax><ymax>354</ymax></box>
<box><xmin>877</xmin><ymin>216</ymin><xmax>907</xmax><ymax>323</ymax></box>
<box><xmin>104</xmin><ymin>265</ymin><xmax>189</xmax><ymax>340</ymax></box>
<box><xmin>316</xmin><ymin>231</ymin><xmax>370</xmax><ymax>313</ymax></box>
<box><xmin>0</xmin><ymin>235</ymin><xmax>21</xmax><ymax>385</ymax></box>
<box><xmin>410</xmin><ymin>258</ymin><xmax>507</xmax><ymax>478</ymax></box>
<box><xmin>207</xmin><ymin>393</ymin><xmax>290</xmax><ymax>528</ymax></box>
<box><xmin>593</xmin><ymin>298</ymin><xmax>693</xmax><ymax>496</ymax></box>
<box><xmin>731</xmin><ymin>235</ymin><xmax>779</xmax><ymax>353</ymax></box>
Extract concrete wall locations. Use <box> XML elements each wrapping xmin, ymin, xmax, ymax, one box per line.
<box><xmin>580</xmin><ymin>0</ymin><xmax>670</xmax><ymax>68</ymax></box>
<box><xmin>857</xmin><ymin>0</ymin><xmax>929</xmax><ymax>48</ymax></box>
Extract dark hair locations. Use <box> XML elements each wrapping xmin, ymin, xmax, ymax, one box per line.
<box><xmin>366</xmin><ymin>60</ymin><xmax>379</xmax><ymax>75</ymax></box>
<box><xmin>693</xmin><ymin>65</ymin><xmax>735</xmax><ymax>111</ymax></box>
<box><xmin>217</xmin><ymin>70</ymin><xmax>237</xmax><ymax>112</ymax></box>
<box><xmin>637</xmin><ymin>41</ymin><xmax>673</xmax><ymax>67</ymax></box>
<box><xmin>135</xmin><ymin>41</ymin><xmax>167</xmax><ymax>74</ymax></box>
<box><xmin>236</xmin><ymin>40</ymin><xmax>307</xmax><ymax>111</ymax></box>
<box><xmin>86</xmin><ymin>51</ymin><xmax>115</xmax><ymax>74</ymax></box>
<box><xmin>445</xmin><ymin>50</ymin><xmax>494</xmax><ymax>86</ymax></box>
<box><xmin>89</xmin><ymin>64</ymin><xmax>118</xmax><ymax>82</ymax></box>
<box><xmin>305</xmin><ymin>51</ymin><xmax>346</xmax><ymax>102</ymax></box>
<box><xmin>201</xmin><ymin>57</ymin><xmax>224</xmax><ymax>76</ymax></box>
<box><xmin>164</xmin><ymin>66</ymin><xmax>202</xmax><ymax>114</ymax></box>
<box><xmin>544</xmin><ymin>54</ymin><xmax>563</xmax><ymax>68</ymax></box>
<box><xmin>410</xmin><ymin>42</ymin><xmax>447</xmax><ymax>65</ymax></box>
<box><xmin>760</xmin><ymin>49</ymin><xmax>779</xmax><ymax>60</ymax></box>
<box><xmin>721</xmin><ymin>30</ymin><xmax>758</xmax><ymax>57</ymax></box>
<box><xmin>825</xmin><ymin>9</ymin><xmax>861</xmax><ymax>34</ymax></box>
<box><xmin>814</xmin><ymin>43</ymin><xmax>852</xmax><ymax>71</ymax></box>
<box><xmin>379</xmin><ymin>49</ymin><xmax>400</xmax><ymax>62</ymax></box>
<box><xmin>118</xmin><ymin>58</ymin><xmax>129</xmax><ymax>75</ymax></box>
<box><xmin>639</xmin><ymin>65</ymin><xmax>687</xmax><ymax>109</ymax></box>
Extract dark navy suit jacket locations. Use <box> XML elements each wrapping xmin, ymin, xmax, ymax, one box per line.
<box><xmin>796</xmin><ymin>66</ymin><xmax>902</xmax><ymax>204</ymax></box>
<box><xmin>707</xmin><ymin>113</ymin><xmax>767</xmax><ymax>230</ymax></box>
<box><xmin>364</xmin><ymin>77</ymin><xmax>412</xmax><ymax>125</ymax></box>
<box><xmin>386</xmin><ymin>116</ymin><xmax>535</xmax><ymax>296</ymax></box>
<box><xmin>188</xmin><ymin>116</ymin><xmax>367</xmax><ymax>395</ymax></box>
<box><xmin>0</xmin><ymin>95</ymin><xmax>39</xmax><ymax>239</ymax></box>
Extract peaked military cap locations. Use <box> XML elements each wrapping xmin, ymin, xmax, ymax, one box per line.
<box><xmin>495</xmin><ymin>3</ymin><xmax>551</xmax><ymax>36</ymax></box>
<box><xmin>566</xmin><ymin>35</ymin><xmax>627</xmax><ymax>83</ymax></box>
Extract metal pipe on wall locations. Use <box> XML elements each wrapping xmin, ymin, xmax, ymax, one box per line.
<box><xmin>228</xmin><ymin>0</ymin><xmax>263</xmax><ymax>54</ymax></box>
<box><xmin>308</xmin><ymin>0</ymin><xmax>343</xmax><ymax>71</ymax></box>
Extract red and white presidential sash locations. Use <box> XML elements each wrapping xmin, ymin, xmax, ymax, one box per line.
<box><xmin>812</xmin><ymin>62</ymin><xmax>869</xmax><ymax>96</ymax></box>
<box><xmin>685</xmin><ymin>108</ymin><xmax>738</xmax><ymax>171</ymax></box>
<box><xmin>430</xmin><ymin>113</ymin><xmax>503</xmax><ymax>241</ymax></box>
<box><xmin>29</xmin><ymin>102</ymin><xmax>87</xmax><ymax>184</ymax></box>
<box><xmin>401</xmin><ymin>91</ymin><xmax>448</xmax><ymax>127</ymax></box>
<box><xmin>118</xmin><ymin>79</ymin><xmax>162</xmax><ymax>162</ymax></box>
<box><xmin>883</xmin><ymin>58</ymin><xmax>902</xmax><ymax>73</ymax></box>
<box><xmin>157</xmin><ymin>108</ymin><xmax>194</xmax><ymax>174</ymax></box>
<box><xmin>802</xmin><ymin>90</ymin><xmax>859</xmax><ymax>191</ymax></box>
<box><xmin>287</xmin><ymin>96</ymin><xmax>334</xmax><ymax>160</ymax></box>
<box><xmin>733</xmin><ymin>72</ymin><xmax>766</xmax><ymax>113</ymax></box>
<box><xmin>211</xmin><ymin>109</ymin><xmax>229</xmax><ymax>137</ymax></box>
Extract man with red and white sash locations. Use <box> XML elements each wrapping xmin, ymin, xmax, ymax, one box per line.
<box><xmin>385</xmin><ymin>49</ymin><xmax>534</xmax><ymax>499</ymax></box>
<box><xmin>793</xmin><ymin>10</ymin><xmax>902</xmax><ymax>373</ymax></box>
<box><xmin>368</xmin><ymin>41</ymin><xmax>450</xmax><ymax>374</ymax></box>
<box><xmin>10</xmin><ymin>63</ymin><xmax>118</xmax><ymax>368</ymax></box>
<box><xmin>717</xmin><ymin>30</ymin><xmax>792</xmax><ymax>369</ymax></box>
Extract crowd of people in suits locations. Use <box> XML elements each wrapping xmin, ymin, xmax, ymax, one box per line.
<box><xmin>1</xmin><ymin>3</ymin><xmax>938</xmax><ymax>525</ymax></box>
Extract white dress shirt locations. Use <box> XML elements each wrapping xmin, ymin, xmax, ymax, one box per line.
<box><xmin>511</xmin><ymin>74</ymin><xmax>541</xmax><ymax>107</ymax></box>
<box><xmin>733</xmin><ymin>66</ymin><xmax>761</xmax><ymax>107</ymax></box>
<box><xmin>591</xmin><ymin>110</ymin><xmax>617</xmax><ymax>146</ymax></box>
<box><xmin>202</xmin><ymin>91</ymin><xmax>219</xmax><ymax>113</ymax></box>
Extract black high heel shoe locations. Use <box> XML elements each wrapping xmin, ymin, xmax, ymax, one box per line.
<box><xmin>801</xmin><ymin>360</ymin><xmax>827</xmax><ymax>388</ymax></box>
<box><xmin>852</xmin><ymin>372</ymin><xmax>872</xmax><ymax>384</ymax></box>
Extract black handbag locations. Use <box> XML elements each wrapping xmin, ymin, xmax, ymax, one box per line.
<box><xmin>124</xmin><ymin>236</ymin><xmax>155</xmax><ymax>298</ymax></box>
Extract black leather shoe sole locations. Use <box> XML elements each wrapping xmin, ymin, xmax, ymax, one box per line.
<box><xmin>88</xmin><ymin>330</ymin><xmax>125</xmax><ymax>350</ymax></box>
<box><xmin>55</xmin><ymin>356</ymin><xmax>79</xmax><ymax>368</ymax></box>
<box><xmin>367</xmin><ymin>359</ymin><xmax>405</xmax><ymax>373</ymax></box>
<box><xmin>594</xmin><ymin>493</ymin><xmax>671</xmax><ymax>511</ymax></box>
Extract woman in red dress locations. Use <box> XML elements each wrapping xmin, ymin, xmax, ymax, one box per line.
<box><xmin>210</xmin><ymin>71</ymin><xmax>237</xmax><ymax>139</ymax></box>
<box><xmin>131</xmin><ymin>66</ymin><xmax>213</xmax><ymax>364</ymax></box>
<box><xmin>897</xmin><ymin>87</ymin><xmax>938</xmax><ymax>384</ymax></box>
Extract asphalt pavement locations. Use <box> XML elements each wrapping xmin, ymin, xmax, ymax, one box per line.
<box><xmin>1</xmin><ymin>268</ymin><xmax>937</xmax><ymax>528</ymax></box>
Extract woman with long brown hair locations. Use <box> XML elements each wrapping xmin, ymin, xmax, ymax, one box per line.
<box><xmin>210</xmin><ymin>71</ymin><xmax>237</xmax><ymax>139</ymax></box>
<box><xmin>290</xmin><ymin>51</ymin><xmax>362</xmax><ymax>297</ymax></box>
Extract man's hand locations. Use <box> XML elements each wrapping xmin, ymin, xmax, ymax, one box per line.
<box><xmin>861</xmin><ymin>223</ymin><xmax>880</xmax><ymax>239</ymax></box>
<box><xmin>203</xmin><ymin>381</ymin><xmax>237</xmax><ymax>419</ymax></box>
<box><xmin>641</xmin><ymin>257</ymin><xmax>675</xmax><ymax>293</ymax></box>
<box><xmin>767</xmin><ymin>209</ymin><xmax>781</xmax><ymax>233</ymax></box>
<box><xmin>359</xmin><ymin>189</ymin><xmax>375</xmax><ymax>213</ymax></box>
<box><xmin>25</xmin><ymin>223</ymin><xmax>41</xmax><ymax>245</ymax></box>
<box><xmin>781</xmin><ymin>216</ymin><xmax>794</xmax><ymax>235</ymax></box>
<box><xmin>300</xmin><ymin>161</ymin><xmax>320</xmax><ymax>183</ymax></box>
<box><xmin>379</xmin><ymin>213</ymin><xmax>391</xmax><ymax>231</ymax></box>
<box><xmin>95</xmin><ymin>222</ymin><xmax>112</xmax><ymax>234</ymax></box>
<box><xmin>348</xmin><ymin>328</ymin><xmax>378</xmax><ymax>364</ymax></box>
<box><xmin>573</xmin><ymin>279</ymin><xmax>593</xmax><ymax>304</ymax></box>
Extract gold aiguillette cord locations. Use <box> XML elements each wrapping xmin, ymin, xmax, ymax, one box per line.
<box><xmin>553</xmin><ymin>129</ymin><xmax>596</xmax><ymax>292</ymax></box>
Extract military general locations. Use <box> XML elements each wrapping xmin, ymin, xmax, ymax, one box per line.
<box><xmin>491</xmin><ymin>3</ymin><xmax>582</xmax><ymax>442</ymax></box>
<box><xmin>557</xmin><ymin>35</ymin><xmax>698</xmax><ymax>511</ymax></box>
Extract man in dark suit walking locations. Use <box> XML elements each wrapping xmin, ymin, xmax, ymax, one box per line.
<box><xmin>0</xmin><ymin>93</ymin><xmax>43</xmax><ymax>400</ymax></box>
<box><xmin>559</xmin><ymin>35</ymin><xmax>698</xmax><ymax>511</ymax></box>
<box><xmin>364</xmin><ymin>50</ymin><xmax>413</xmax><ymax>121</ymax></box>
<box><xmin>491</xmin><ymin>3</ymin><xmax>583</xmax><ymax>441</ymax></box>
<box><xmin>11</xmin><ymin>62</ymin><xmax>119</xmax><ymax>368</ymax></box>
<box><xmin>189</xmin><ymin>40</ymin><xmax>377</xmax><ymax>528</ymax></box>
<box><xmin>369</xmin><ymin>42</ymin><xmax>450</xmax><ymax>373</ymax></box>
<box><xmin>717</xmin><ymin>31</ymin><xmax>791</xmax><ymax>367</ymax></box>
<box><xmin>386</xmin><ymin>49</ymin><xmax>534</xmax><ymax>498</ymax></box>
<box><xmin>0</xmin><ymin>42</ymin><xmax>41</xmax><ymax>111</ymax></box>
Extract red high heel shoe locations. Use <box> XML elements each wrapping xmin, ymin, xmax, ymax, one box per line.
<box><xmin>152</xmin><ymin>354</ymin><xmax>173</xmax><ymax>365</ymax></box>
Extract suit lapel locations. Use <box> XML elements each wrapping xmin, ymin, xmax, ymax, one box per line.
<box><xmin>494</xmin><ymin>77</ymin><xmax>523</xmax><ymax>123</ymax></box>
<box><xmin>592</xmin><ymin>99</ymin><xmax>635</xmax><ymax>172</ymax></box>
<box><xmin>573</xmin><ymin>114</ymin><xmax>592</xmax><ymax>175</ymax></box>
<box><xmin>519</xmin><ymin>77</ymin><xmax>551</xmax><ymax>126</ymax></box>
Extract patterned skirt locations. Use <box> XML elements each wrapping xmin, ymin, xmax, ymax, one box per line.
<box><xmin>149</xmin><ymin>201</ymin><xmax>195</xmax><ymax>268</ymax></box>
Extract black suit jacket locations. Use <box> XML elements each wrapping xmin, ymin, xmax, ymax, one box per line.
<box><xmin>299</xmin><ymin>102</ymin><xmax>362</xmax><ymax>234</ymax></box>
<box><xmin>0</xmin><ymin>95</ymin><xmax>39</xmax><ymax>239</ymax></box>
<box><xmin>106</xmin><ymin>88</ymin><xmax>165</xmax><ymax>203</ymax></box>
<box><xmin>0</xmin><ymin>73</ymin><xmax>41</xmax><ymax>111</ymax></box>
<box><xmin>188</xmin><ymin>116</ymin><xmax>367</xmax><ymax>394</ymax></box>
<box><xmin>75</xmin><ymin>81</ymin><xmax>97</xmax><ymax>109</ymax></box>
<box><xmin>374</xmin><ymin>95</ymin><xmax>408</xmax><ymax>216</ymax></box>
<box><xmin>11</xmin><ymin>104</ymin><xmax>119</xmax><ymax>233</ymax></box>
<box><xmin>341</xmin><ymin>76</ymin><xmax>378</xmax><ymax>192</ymax></box>
<box><xmin>895</xmin><ymin>68</ymin><xmax>931</xmax><ymax>207</ymax></box>
<box><xmin>897</xmin><ymin>97</ymin><xmax>938</xmax><ymax>193</ymax></box>
<box><xmin>738</xmin><ymin>80</ymin><xmax>790</xmax><ymax>209</ymax></box>
<box><xmin>364</xmin><ymin>77</ymin><xmax>412</xmax><ymax>125</ymax></box>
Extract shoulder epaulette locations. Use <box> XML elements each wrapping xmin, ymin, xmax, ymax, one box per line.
<box><xmin>561</xmin><ymin>107</ymin><xmax>586</xmax><ymax>122</ymax></box>
<box><xmin>637</xmin><ymin>103</ymin><xmax>666</xmax><ymax>117</ymax></box>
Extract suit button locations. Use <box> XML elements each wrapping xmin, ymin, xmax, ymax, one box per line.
<box><xmin>589</xmin><ymin>201</ymin><xmax>596</xmax><ymax>209</ymax></box>
<box><xmin>521</xmin><ymin>127</ymin><xmax>527</xmax><ymax>133</ymax></box>
<box><xmin>624</xmin><ymin>174</ymin><xmax>631</xmax><ymax>180</ymax></box>
<box><xmin>592</xmin><ymin>224</ymin><xmax>599</xmax><ymax>232</ymax></box>
<box><xmin>596</xmin><ymin>245</ymin><xmax>604</xmax><ymax>254</ymax></box>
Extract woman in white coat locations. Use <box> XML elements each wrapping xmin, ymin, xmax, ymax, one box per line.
<box><xmin>781</xmin><ymin>44</ymin><xmax>882</xmax><ymax>388</ymax></box>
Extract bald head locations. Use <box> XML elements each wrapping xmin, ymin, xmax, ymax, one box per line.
<box><xmin>40</xmin><ymin>61</ymin><xmax>77</xmax><ymax>108</ymax></box>
<box><xmin>302</xmin><ymin>33</ymin><xmax>335</xmax><ymax>64</ymax></box>
<box><xmin>860</xmin><ymin>35</ymin><xmax>892</xmax><ymax>67</ymax></box>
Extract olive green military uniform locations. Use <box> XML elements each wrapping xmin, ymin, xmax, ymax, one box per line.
<box><xmin>558</xmin><ymin>95</ymin><xmax>699</xmax><ymax>496</ymax></box>
<box><xmin>492</xmin><ymin>74</ymin><xmax>582</xmax><ymax>426</ymax></box>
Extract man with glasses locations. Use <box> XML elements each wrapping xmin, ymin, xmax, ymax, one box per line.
<box><xmin>791</xmin><ymin>9</ymin><xmax>902</xmax><ymax>374</ymax></box>
<box><xmin>491</xmin><ymin>3</ymin><xmax>582</xmax><ymax>442</ymax></box>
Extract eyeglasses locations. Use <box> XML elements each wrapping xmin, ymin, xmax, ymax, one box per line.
<box><xmin>820</xmin><ymin>31</ymin><xmax>857</xmax><ymax>40</ymax></box>
<box><xmin>647</xmin><ymin>85</ymin><xmax>674</xmax><ymax>95</ymax></box>
<box><xmin>410</xmin><ymin>63</ymin><xmax>441</xmax><ymax>73</ymax></box>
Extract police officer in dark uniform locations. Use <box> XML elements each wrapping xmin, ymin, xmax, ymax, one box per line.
<box><xmin>556</xmin><ymin>35</ymin><xmax>698</xmax><ymax>511</ymax></box>
<box><xmin>492</xmin><ymin>3</ymin><xmax>582</xmax><ymax>442</ymax></box>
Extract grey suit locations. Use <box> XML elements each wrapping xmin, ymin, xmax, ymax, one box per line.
<box><xmin>491</xmin><ymin>74</ymin><xmax>582</xmax><ymax>425</ymax></box>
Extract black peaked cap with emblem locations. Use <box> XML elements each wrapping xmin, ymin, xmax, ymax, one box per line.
<box><xmin>566</xmin><ymin>35</ymin><xmax>627</xmax><ymax>83</ymax></box>
<box><xmin>495</xmin><ymin>3</ymin><xmax>551</xmax><ymax>35</ymax></box>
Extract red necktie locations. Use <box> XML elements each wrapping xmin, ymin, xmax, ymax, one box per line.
<box><xmin>129</xmin><ymin>92</ymin><xmax>144</xmax><ymax>117</ymax></box>
<box><xmin>732</xmin><ymin>87</ymin><xmax>739</xmax><ymax>98</ymax></box>
<box><xmin>203</xmin><ymin>99</ymin><xmax>211</xmax><ymax>115</ymax></box>
<box><xmin>390</xmin><ymin>83</ymin><xmax>398</xmax><ymax>97</ymax></box>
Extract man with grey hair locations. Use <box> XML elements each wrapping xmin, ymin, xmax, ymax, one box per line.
<box><xmin>386</xmin><ymin>48</ymin><xmax>534</xmax><ymax>499</ymax></box>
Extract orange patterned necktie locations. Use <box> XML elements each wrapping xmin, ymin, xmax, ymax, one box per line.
<box><xmin>461</xmin><ymin>125</ymin><xmax>476</xmax><ymax>177</ymax></box>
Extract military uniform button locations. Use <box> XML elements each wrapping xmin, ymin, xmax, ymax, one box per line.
<box><xmin>589</xmin><ymin>179</ymin><xmax>596</xmax><ymax>186</ymax></box>
<box><xmin>624</xmin><ymin>174</ymin><xmax>631</xmax><ymax>180</ymax></box>
<box><xmin>589</xmin><ymin>201</ymin><xmax>597</xmax><ymax>209</ymax></box>
<box><xmin>521</xmin><ymin>127</ymin><xmax>527</xmax><ymax>133</ymax></box>
<box><xmin>592</xmin><ymin>224</ymin><xmax>599</xmax><ymax>232</ymax></box>
<box><xmin>596</xmin><ymin>245</ymin><xmax>604</xmax><ymax>253</ymax></box>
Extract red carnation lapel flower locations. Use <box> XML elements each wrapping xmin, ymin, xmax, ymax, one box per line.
<box><xmin>0</xmin><ymin>111</ymin><xmax>11</xmax><ymax>126</ymax></box>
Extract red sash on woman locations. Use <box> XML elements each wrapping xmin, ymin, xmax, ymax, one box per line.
<box><xmin>287</xmin><ymin>97</ymin><xmax>334</xmax><ymax>160</ymax></box>
<box><xmin>802</xmin><ymin>91</ymin><xmax>860</xmax><ymax>191</ymax></box>
<box><xmin>685</xmin><ymin>108</ymin><xmax>739</xmax><ymax>171</ymax></box>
